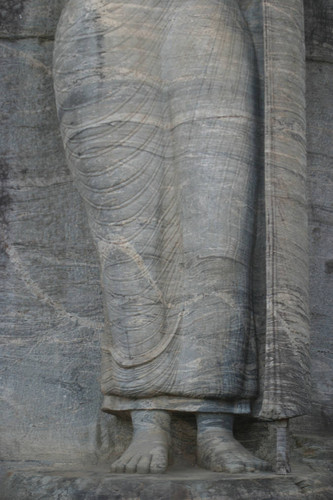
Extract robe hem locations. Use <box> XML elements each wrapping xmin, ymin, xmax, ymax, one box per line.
<box><xmin>102</xmin><ymin>395</ymin><xmax>251</xmax><ymax>415</ymax></box>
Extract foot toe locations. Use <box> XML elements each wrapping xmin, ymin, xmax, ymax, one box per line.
<box><xmin>111</xmin><ymin>459</ymin><xmax>126</xmax><ymax>473</ymax></box>
<box><xmin>116</xmin><ymin>462</ymin><xmax>126</xmax><ymax>473</ymax></box>
<box><xmin>136</xmin><ymin>455</ymin><xmax>152</xmax><ymax>474</ymax></box>
<box><xmin>150</xmin><ymin>451</ymin><xmax>168</xmax><ymax>473</ymax></box>
<box><xmin>124</xmin><ymin>456</ymin><xmax>137</xmax><ymax>473</ymax></box>
<box><xmin>110</xmin><ymin>459</ymin><xmax>120</xmax><ymax>473</ymax></box>
<box><xmin>226</xmin><ymin>462</ymin><xmax>246</xmax><ymax>474</ymax></box>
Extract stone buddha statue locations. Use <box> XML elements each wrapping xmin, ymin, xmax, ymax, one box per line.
<box><xmin>53</xmin><ymin>0</ymin><xmax>309</xmax><ymax>473</ymax></box>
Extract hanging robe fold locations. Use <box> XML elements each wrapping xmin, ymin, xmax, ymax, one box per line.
<box><xmin>255</xmin><ymin>0</ymin><xmax>310</xmax><ymax>421</ymax></box>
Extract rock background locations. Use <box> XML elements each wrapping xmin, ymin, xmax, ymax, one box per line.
<box><xmin>0</xmin><ymin>0</ymin><xmax>332</xmax><ymax>466</ymax></box>
<box><xmin>305</xmin><ymin>0</ymin><xmax>333</xmax><ymax>434</ymax></box>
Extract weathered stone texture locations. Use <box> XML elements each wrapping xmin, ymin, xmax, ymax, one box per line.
<box><xmin>0</xmin><ymin>2</ymin><xmax>106</xmax><ymax>463</ymax></box>
<box><xmin>0</xmin><ymin>0</ymin><xmax>66</xmax><ymax>38</ymax></box>
<box><xmin>305</xmin><ymin>0</ymin><xmax>333</xmax><ymax>63</ymax></box>
<box><xmin>0</xmin><ymin>0</ymin><xmax>332</xmax><ymax>475</ymax></box>
<box><xmin>304</xmin><ymin>0</ymin><xmax>333</xmax><ymax>433</ymax></box>
<box><xmin>2</xmin><ymin>464</ymin><xmax>333</xmax><ymax>500</ymax></box>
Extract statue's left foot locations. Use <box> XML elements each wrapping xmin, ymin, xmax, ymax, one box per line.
<box><xmin>197</xmin><ymin>413</ymin><xmax>271</xmax><ymax>473</ymax></box>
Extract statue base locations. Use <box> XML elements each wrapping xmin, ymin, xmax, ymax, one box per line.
<box><xmin>1</xmin><ymin>462</ymin><xmax>332</xmax><ymax>499</ymax></box>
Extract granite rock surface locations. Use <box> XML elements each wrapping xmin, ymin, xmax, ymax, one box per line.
<box><xmin>0</xmin><ymin>0</ymin><xmax>332</xmax><ymax>482</ymax></box>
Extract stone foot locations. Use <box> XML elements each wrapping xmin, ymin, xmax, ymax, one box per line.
<box><xmin>197</xmin><ymin>413</ymin><xmax>271</xmax><ymax>473</ymax></box>
<box><xmin>111</xmin><ymin>410</ymin><xmax>171</xmax><ymax>474</ymax></box>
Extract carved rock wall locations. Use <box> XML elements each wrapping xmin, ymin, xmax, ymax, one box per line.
<box><xmin>0</xmin><ymin>0</ymin><xmax>332</xmax><ymax>464</ymax></box>
<box><xmin>304</xmin><ymin>0</ymin><xmax>333</xmax><ymax>433</ymax></box>
<box><xmin>0</xmin><ymin>0</ymin><xmax>107</xmax><ymax>463</ymax></box>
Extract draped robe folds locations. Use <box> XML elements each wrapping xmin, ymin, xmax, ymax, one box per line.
<box><xmin>53</xmin><ymin>0</ymin><xmax>310</xmax><ymax>421</ymax></box>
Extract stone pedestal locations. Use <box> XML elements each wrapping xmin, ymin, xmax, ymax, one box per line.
<box><xmin>1</xmin><ymin>462</ymin><xmax>333</xmax><ymax>500</ymax></box>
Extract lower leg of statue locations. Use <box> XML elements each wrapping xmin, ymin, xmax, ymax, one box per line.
<box><xmin>197</xmin><ymin>413</ymin><xmax>271</xmax><ymax>473</ymax></box>
<box><xmin>110</xmin><ymin>410</ymin><xmax>171</xmax><ymax>474</ymax></box>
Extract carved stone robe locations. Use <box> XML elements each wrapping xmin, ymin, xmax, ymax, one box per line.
<box><xmin>53</xmin><ymin>0</ymin><xmax>309</xmax><ymax>421</ymax></box>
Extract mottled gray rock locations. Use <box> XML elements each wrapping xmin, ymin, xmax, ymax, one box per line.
<box><xmin>0</xmin><ymin>0</ymin><xmax>66</xmax><ymax>38</ymax></box>
<box><xmin>306</xmin><ymin>60</ymin><xmax>333</xmax><ymax>431</ymax></box>
<box><xmin>1</xmin><ymin>462</ymin><xmax>333</xmax><ymax>500</ymax></box>
<box><xmin>0</xmin><ymin>8</ymin><xmax>106</xmax><ymax>465</ymax></box>
<box><xmin>0</xmin><ymin>0</ymin><xmax>332</xmax><ymax>490</ymax></box>
<box><xmin>304</xmin><ymin>0</ymin><xmax>333</xmax><ymax>63</ymax></box>
<box><xmin>302</xmin><ymin>0</ymin><xmax>333</xmax><ymax>434</ymax></box>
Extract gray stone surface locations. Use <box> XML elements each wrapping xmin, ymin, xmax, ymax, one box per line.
<box><xmin>1</xmin><ymin>463</ymin><xmax>333</xmax><ymax>500</ymax></box>
<box><xmin>0</xmin><ymin>0</ymin><xmax>106</xmax><ymax>464</ymax></box>
<box><xmin>0</xmin><ymin>0</ymin><xmax>333</xmax><ymax>491</ymax></box>
<box><xmin>305</xmin><ymin>0</ymin><xmax>333</xmax><ymax>63</ymax></box>
<box><xmin>307</xmin><ymin>59</ymin><xmax>333</xmax><ymax>431</ymax></box>
<box><xmin>0</xmin><ymin>0</ymin><xmax>66</xmax><ymax>38</ymax></box>
<box><xmin>303</xmin><ymin>0</ymin><xmax>333</xmax><ymax>434</ymax></box>
<box><xmin>53</xmin><ymin>0</ymin><xmax>262</xmax><ymax>410</ymax></box>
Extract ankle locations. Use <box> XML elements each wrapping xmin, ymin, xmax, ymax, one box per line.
<box><xmin>131</xmin><ymin>410</ymin><xmax>171</xmax><ymax>434</ymax></box>
<box><xmin>197</xmin><ymin>413</ymin><xmax>234</xmax><ymax>434</ymax></box>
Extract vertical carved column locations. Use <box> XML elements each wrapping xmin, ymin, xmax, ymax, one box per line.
<box><xmin>261</xmin><ymin>0</ymin><xmax>309</xmax><ymax>420</ymax></box>
<box><xmin>262</xmin><ymin>0</ymin><xmax>309</xmax><ymax>472</ymax></box>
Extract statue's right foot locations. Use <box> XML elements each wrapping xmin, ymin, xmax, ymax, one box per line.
<box><xmin>110</xmin><ymin>410</ymin><xmax>171</xmax><ymax>474</ymax></box>
<box><xmin>197</xmin><ymin>413</ymin><xmax>271</xmax><ymax>473</ymax></box>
